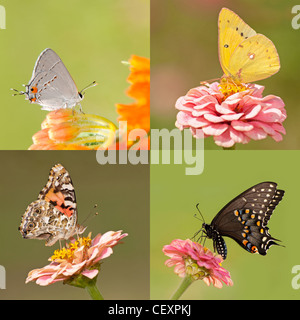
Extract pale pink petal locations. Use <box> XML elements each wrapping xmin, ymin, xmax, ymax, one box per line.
<box><xmin>229</xmin><ymin>128</ymin><xmax>248</xmax><ymax>144</ymax></box>
<box><xmin>188</xmin><ymin>116</ymin><xmax>211</xmax><ymax>128</ymax></box>
<box><xmin>231</xmin><ymin>120</ymin><xmax>253</xmax><ymax>132</ymax></box>
<box><xmin>91</xmin><ymin>233</ymin><xmax>103</xmax><ymax>246</ymax></box>
<box><xmin>244</xmin><ymin>128</ymin><xmax>268</xmax><ymax>140</ymax></box>
<box><xmin>243</xmin><ymin>104</ymin><xmax>262</xmax><ymax>119</ymax></box>
<box><xmin>175</xmin><ymin>120</ymin><xmax>187</xmax><ymax>131</ymax></box>
<box><xmin>221</xmin><ymin>113</ymin><xmax>244</xmax><ymax>121</ymax></box>
<box><xmin>204</xmin><ymin>113</ymin><xmax>224</xmax><ymax>123</ymax></box>
<box><xmin>253</xmin><ymin>108</ymin><xmax>283</xmax><ymax>122</ymax></box>
<box><xmin>271</xmin><ymin>123</ymin><xmax>286</xmax><ymax>134</ymax></box>
<box><xmin>176</xmin><ymin>111</ymin><xmax>192</xmax><ymax>125</ymax></box>
<box><xmin>211</xmin><ymin>277</ymin><xmax>223</xmax><ymax>289</ymax></box>
<box><xmin>251</xmin><ymin>121</ymin><xmax>277</xmax><ymax>135</ymax></box>
<box><xmin>35</xmin><ymin>275</ymin><xmax>65</xmax><ymax>286</ymax></box>
<box><xmin>174</xmin><ymin>264</ymin><xmax>186</xmax><ymax>278</ymax></box>
<box><xmin>81</xmin><ymin>269</ymin><xmax>99</xmax><ymax>279</ymax></box>
<box><xmin>190</xmin><ymin>128</ymin><xmax>207</xmax><ymax>139</ymax></box>
<box><xmin>193</xmin><ymin>95</ymin><xmax>218</xmax><ymax>107</ymax></box>
<box><xmin>202</xmin><ymin>276</ymin><xmax>212</xmax><ymax>287</ymax></box>
<box><xmin>61</xmin><ymin>261</ymin><xmax>86</xmax><ymax>276</ymax></box>
<box><xmin>163</xmin><ymin>239</ymin><xmax>233</xmax><ymax>288</ymax></box>
<box><xmin>202</xmin><ymin>124</ymin><xmax>228</xmax><ymax>136</ymax></box>
<box><xmin>261</xmin><ymin>95</ymin><xmax>285</xmax><ymax>108</ymax></box>
<box><xmin>98</xmin><ymin>231</ymin><xmax>127</xmax><ymax>246</ymax></box>
<box><xmin>192</xmin><ymin>109</ymin><xmax>213</xmax><ymax>117</ymax></box>
<box><xmin>215</xmin><ymin>103</ymin><xmax>235</xmax><ymax>115</ymax></box>
<box><xmin>250</xmin><ymin>84</ymin><xmax>264</xmax><ymax>97</ymax></box>
<box><xmin>270</xmin><ymin>131</ymin><xmax>284</xmax><ymax>142</ymax></box>
<box><xmin>214</xmin><ymin>129</ymin><xmax>235</xmax><ymax>148</ymax></box>
<box><xmin>175</xmin><ymin>81</ymin><xmax>286</xmax><ymax>148</ymax></box>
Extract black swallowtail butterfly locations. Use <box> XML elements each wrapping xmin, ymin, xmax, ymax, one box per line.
<box><xmin>195</xmin><ymin>182</ymin><xmax>285</xmax><ymax>260</ymax></box>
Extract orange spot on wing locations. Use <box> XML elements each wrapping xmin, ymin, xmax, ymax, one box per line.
<box><xmin>45</xmin><ymin>188</ymin><xmax>74</xmax><ymax>217</ymax></box>
<box><xmin>251</xmin><ymin>246</ymin><xmax>258</xmax><ymax>253</ymax></box>
<box><xmin>31</xmin><ymin>86</ymin><xmax>38</xmax><ymax>93</ymax></box>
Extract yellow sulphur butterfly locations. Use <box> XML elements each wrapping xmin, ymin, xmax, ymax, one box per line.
<box><xmin>218</xmin><ymin>8</ymin><xmax>280</xmax><ymax>84</ymax></box>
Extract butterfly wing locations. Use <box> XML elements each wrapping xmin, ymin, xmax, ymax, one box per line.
<box><xmin>19</xmin><ymin>164</ymin><xmax>85</xmax><ymax>246</ymax></box>
<box><xmin>38</xmin><ymin>163</ymin><xmax>78</xmax><ymax>223</ymax></box>
<box><xmin>218</xmin><ymin>8</ymin><xmax>256</xmax><ymax>78</ymax></box>
<box><xmin>27</xmin><ymin>48</ymin><xmax>81</xmax><ymax>110</ymax></box>
<box><xmin>227</xmin><ymin>34</ymin><xmax>280</xmax><ymax>83</ymax></box>
<box><xmin>211</xmin><ymin>182</ymin><xmax>284</xmax><ymax>255</ymax></box>
<box><xmin>19</xmin><ymin>199</ymin><xmax>71</xmax><ymax>245</ymax></box>
<box><xmin>218</xmin><ymin>8</ymin><xmax>280</xmax><ymax>83</ymax></box>
<box><xmin>30</xmin><ymin>48</ymin><xmax>62</xmax><ymax>77</ymax></box>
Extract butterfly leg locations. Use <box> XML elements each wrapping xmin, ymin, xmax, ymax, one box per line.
<box><xmin>78</xmin><ymin>103</ymin><xmax>85</xmax><ymax>114</ymax></box>
<box><xmin>192</xmin><ymin>228</ymin><xmax>207</xmax><ymax>246</ymax></box>
<box><xmin>45</xmin><ymin>233</ymin><xmax>59</xmax><ymax>247</ymax></box>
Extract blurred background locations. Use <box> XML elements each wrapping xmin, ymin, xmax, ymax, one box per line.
<box><xmin>151</xmin><ymin>150</ymin><xmax>299</xmax><ymax>299</ymax></box>
<box><xmin>151</xmin><ymin>0</ymin><xmax>300</xmax><ymax>149</ymax></box>
<box><xmin>0</xmin><ymin>0</ymin><xmax>149</xmax><ymax>149</ymax></box>
<box><xmin>0</xmin><ymin>151</ymin><xmax>149</xmax><ymax>299</ymax></box>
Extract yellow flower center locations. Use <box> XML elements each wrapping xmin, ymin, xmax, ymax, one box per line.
<box><xmin>219</xmin><ymin>77</ymin><xmax>247</xmax><ymax>99</ymax></box>
<box><xmin>50</xmin><ymin>236</ymin><xmax>92</xmax><ymax>261</ymax></box>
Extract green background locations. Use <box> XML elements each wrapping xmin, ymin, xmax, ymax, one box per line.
<box><xmin>151</xmin><ymin>150</ymin><xmax>299</xmax><ymax>299</ymax></box>
<box><xmin>151</xmin><ymin>0</ymin><xmax>300</xmax><ymax>149</ymax></box>
<box><xmin>0</xmin><ymin>151</ymin><xmax>149</xmax><ymax>300</ymax></box>
<box><xmin>0</xmin><ymin>0</ymin><xmax>149</xmax><ymax>149</ymax></box>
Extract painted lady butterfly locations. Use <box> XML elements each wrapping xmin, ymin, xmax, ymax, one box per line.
<box><xmin>19</xmin><ymin>164</ymin><xmax>86</xmax><ymax>246</ymax></box>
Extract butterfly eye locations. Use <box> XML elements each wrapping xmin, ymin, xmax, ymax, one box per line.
<box><xmin>28</xmin><ymin>222</ymin><xmax>36</xmax><ymax>229</ymax></box>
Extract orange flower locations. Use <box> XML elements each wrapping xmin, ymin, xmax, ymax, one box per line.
<box><xmin>116</xmin><ymin>55</ymin><xmax>150</xmax><ymax>149</ymax></box>
<box><xmin>29</xmin><ymin>109</ymin><xmax>117</xmax><ymax>150</ymax></box>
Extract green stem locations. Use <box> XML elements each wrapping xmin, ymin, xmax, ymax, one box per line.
<box><xmin>85</xmin><ymin>282</ymin><xmax>104</xmax><ymax>300</ymax></box>
<box><xmin>170</xmin><ymin>275</ymin><xmax>194</xmax><ymax>300</ymax></box>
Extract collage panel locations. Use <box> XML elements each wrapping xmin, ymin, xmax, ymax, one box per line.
<box><xmin>151</xmin><ymin>0</ymin><xmax>300</xmax><ymax>150</ymax></box>
<box><xmin>1</xmin><ymin>0</ymin><xmax>149</xmax><ymax>150</ymax></box>
<box><xmin>0</xmin><ymin>151</ymin><xmax>149</xmax><ymax>299</ymax></box>
<box><xmin>151</xmin><ymin>150</ymin><xmax>298</xmax><ymax>299</ymax></box>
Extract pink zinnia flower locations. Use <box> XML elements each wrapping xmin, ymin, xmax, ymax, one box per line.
<box><xmin>175</xmin><ymin>81</ymin><xmax>286</xmax><ymax>148</ymax></box>
<box><xmin>163</xmin><ymin>239</ymin><xmax>233</xmax><ymax>288</ymax></box>
<box><xmin>26</xmin><ymin>231</ymin><xmax>128</xmax><ymax>286</ymax></box>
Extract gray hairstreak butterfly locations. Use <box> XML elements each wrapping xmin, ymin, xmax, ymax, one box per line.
<box><xmin>12</xmin><ymin>48</ymin><xmax>97</xmax><ymax>112</ymax></box>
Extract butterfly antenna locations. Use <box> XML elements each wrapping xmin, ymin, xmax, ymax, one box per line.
<box><xmin>81</xmin><ymin>204</ymin><xmax>99</xmax><ymax>226</ymax></box>
<box><xmin>11</xmin><ymin>88</ymin><xmax>26</xmax><ymax>96</ymax></box>
<box><xmin>194</xmin><ymin>203</ymin><xmax>205</xmax><ymax>223</ymax></box>
<box><xmin>190</xmin><ymin>203</ymin><xmax>207</xmax><ymax>244</ymax></box>
<box><xmin>79</xmin><ymin>80</ymin><xmax>98</xmax><ymax>95</ymax></box>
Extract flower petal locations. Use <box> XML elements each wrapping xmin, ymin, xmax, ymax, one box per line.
<box><xmin>81</xmin><ymin>269</ymin><xmax>99</xmax><ymax>279</ymax></box>
<box><xmin>202</xmin><ymin>124</ymin><xmax>228</xmax><ymax>136</ymax></box>
<box><xmin>175</xmin><ymin>80</ymin><xmax>286</xmax><ymax>148</ymax></box>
